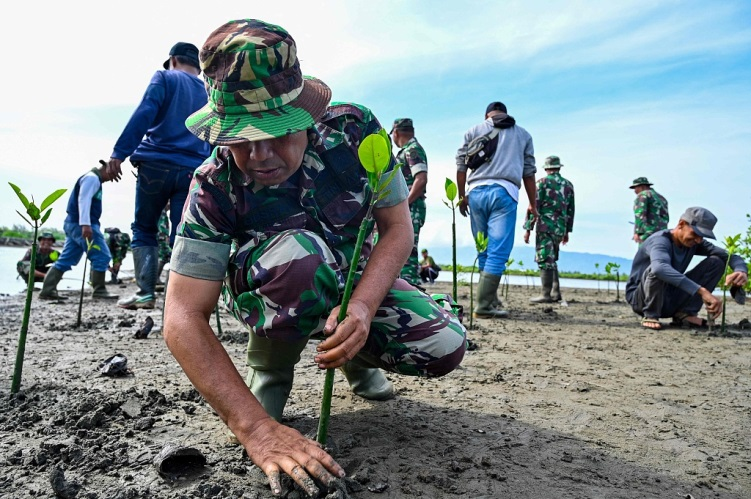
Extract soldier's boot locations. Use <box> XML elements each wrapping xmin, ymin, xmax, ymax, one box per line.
<box><xmin>339</xmin><ymin>355</ymin><xmax>395</xmax><ymax>401</ymax></box>
<box><xmin>91</xmin><ymin>270</ymin><xmax>119</xmax><ymax>300</ymax></box>
<box><xmin>39</xmin><ymin>267</ymin><xmax>68</xmax><ymax>300</ymax></box>
<box><xmin>246</xmin><ymin>335</ymin><xmax>309</xmax><ymax>422</ymax></box>
<box><xmin>551</xmin><ymin>269</ymin><xmax>563</xmax><ymax>302</ymax></box>
<box><xmin>530</xmin><ymin>269</ymin><xmax>555</xmax><ymax>303</ymax></box>
<box><xmin>118</xmin><ymin>246</ymin><xmax>157</xmax><ymax>310</ymax></box>
<box><xmin>474</xmin><ymin>272</ymin><xmax>509</xmax><ymax>318</ymax></box>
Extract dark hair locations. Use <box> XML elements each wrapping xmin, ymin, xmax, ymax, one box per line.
<box><xmin>174</xmin><ymin>55</ymin><xmax>200</xmax><ymax>70</ymax></box>
<box><xmin>485</xmin><ymin>101</ymin><xmax>507</xmax><ymax>115</ymax></box>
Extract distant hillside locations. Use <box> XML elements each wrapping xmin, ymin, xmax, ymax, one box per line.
<box><xmin>428</xmin><ymin>245</ymin><xmax>633</xmax><ymax>275</ymax></box>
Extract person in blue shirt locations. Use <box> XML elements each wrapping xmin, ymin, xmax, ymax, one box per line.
<box><xmin>105</xmin><ymin>42</ymin><xmax>212</xmax><ymax>310</ymax></box>
<box><xmin>39</xmin><ymin>163</ymin><xmax>119</xmax><ymax>300</ymax></box>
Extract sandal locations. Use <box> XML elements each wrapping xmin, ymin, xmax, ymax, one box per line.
<box><xmin>641</xmin><ymin>317</ymin><xmax>663</xmax><ymax>330</ymax></box>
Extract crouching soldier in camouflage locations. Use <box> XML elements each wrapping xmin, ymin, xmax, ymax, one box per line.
<box><xmin>523</xmin><ymin>155</ymin><xmax>575</xmax><ymax>303</ymax></box>
<box><xmin>17</xmin><ymin>232</ymin><xmax>59</xmax><ymax>283</ymax></box>
<box><xmin>105</xmin><ymin>228</ymin><xmax>131</xmax><ymax>284</ymax></box>
<box><xmin>162</xmin><ymin>19</ymin><xmax>467</xmax><ymax>497</ymax></box>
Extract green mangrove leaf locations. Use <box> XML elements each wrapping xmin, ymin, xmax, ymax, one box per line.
<box><xmin>40</xmin><ymin>189</ymin><xmax>67</xmax><ymax>211</ymax></box>
<box><xmin>9</xmin><ymin>183</ymin><xmax>30</xmax><ymax>209</ymax></box>
<box><xmin>445</xmin><ymin>178</ymin><xmax>457</xmax><ymax>201</ymax></box>
<box><xmin>40</xmin><ymin>209</ymin><xmax>52</xmax><ymax>225</ymax></box>
<box><xmin>358</xmin><ymin>134</ymin><xmax>390</xmax><ymax>174</ymax></box>
<box><xmin>378</xmin><ymin>128</ymin><xmax>392</xmax><ymax>158</ymax></box>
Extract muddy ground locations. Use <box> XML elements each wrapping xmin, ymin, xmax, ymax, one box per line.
<box><xmin>1</xmin><ymin>280</ymin><xmax>749</xmax><ymax>499</ymax></box>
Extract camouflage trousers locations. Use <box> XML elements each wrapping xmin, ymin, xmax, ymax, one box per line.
<box><xmin>534</xmin><ymin>232</ymin><xmax>562</xmax><ymax>271</ymax></box>
<box><xmin>399</xmin><ymin>198</ymin><xmax>426</xmax><ymax>286</ymax></box>
<box><xmin>108</xmin><ymin>233</ymin><xmax>131</xmax><ymax>265</ymax></box>
<box><xmin>223</xmin><ymin>229</ymin><xmax>467</xmax><ymax>377</ymax></box>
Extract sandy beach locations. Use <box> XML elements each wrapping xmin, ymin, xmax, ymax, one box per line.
<box><xmin>1</xmin><ymin>280</ymin><xmax>749</xmax><ymax>498</ymax></box>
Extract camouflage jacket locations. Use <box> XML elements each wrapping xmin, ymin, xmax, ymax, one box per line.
<box><xmin>523</xmin><ymin>171</ymin><xmax>575</xmax><ymax>237</ymax></box>
<box><xmin>633</xmin><ymin>188</ymin><xmax>669</xmax><ymax>239</ymax></box>
<box><xmin>17</xmin><ymin>247</ymin><xmax>56</xmax><ymax>276</ymax></box>
<box><xmin>396</xmin><ymin>137</ymin><xmax>428</xmax><ymax>200</ymax></box>
<box><xmin>175</xmin><ymin>103</ymin><xmax>409</xmax><ymax>280</ymax></box>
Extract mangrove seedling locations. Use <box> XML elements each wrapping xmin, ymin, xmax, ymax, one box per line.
<box><xmin>605</xmin><ymin>262</ymin><xmax>621</xmax><ymax>301</ymax></box>
<box><xmin>317</xmin><ymin>129</ymin><xmax>399</xmax><ymax>445</ymax></box>
<box><xmin>469</xmin><ymin>231</ymin><xmax>488</xmax><ymax>330</ymax></box>
<box><xmin>503</xmin><ymin>258</ymin><xmax>514</xmax><ymax>298</ymax></box>
<box><xmin>594</xmin><ymin>262</ymin><xmax>601</xmax><ymax>292</ymax></box>
<box><xmin>8</xmin><ymin>183</ymin><xmax>67</xmax><ymax>393</ymax></box>
<box><xmin>443</xmin><ymin>178</ymin><xmax>461</xmax><ymax>300</ymax></box>
<box><xmin>720</xmin><ymin>234</ymin><xmax>742</xmax><ymax>334</ymax></box>
<box><xmin>77</xmin><ymin>238</ymin><xmax>101</xmax><ymax>328</ymax></box>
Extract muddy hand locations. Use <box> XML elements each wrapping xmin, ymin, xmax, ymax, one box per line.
<box><xmin>244</xmin><ymin>418</ymin><xmax>344</xmax><ymax>496</ymax></box>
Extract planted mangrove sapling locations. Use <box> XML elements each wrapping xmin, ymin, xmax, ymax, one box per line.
<box><xmin>8</xmin><ymin>183</ymin><xmax>67</xmax><ymax>393</ymax></box>
<box><xmin>443</xmin><ymin>178</ymin><xmax>461</xmax><ymax>300</ymax></box>
<box><xmin>317</xmin><ymin>129</ymin><xmax>400</xmax><ymax>445</ymax></box>
<box><xmin>469</xmin><ymin>231</ymin><xmax>488</xmax><ymax>330</ymax></box>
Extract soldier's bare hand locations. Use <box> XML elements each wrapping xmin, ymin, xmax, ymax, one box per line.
<box><xmin>633</xmin><ymin>233</ymin><xmax>642</xmax><ymax>243</ymax></box>
<box><xmin>562</xmin><ymin>233</ymin><xmax>569</xmax><ymax>245</ymax></box>
<box><xmin>240</xmin><ymin>417</ymin><xmax>344</xmax><ymax>497</ymax></box>
<box><xmin>316</xmin><ymin>300</ymin><xmax>371</xmax><ymax>369</ymax></box>
<box><xmin>523</xmin><ymin>230</ymin><xmax>530</xmax><ymax>244</ymax></box>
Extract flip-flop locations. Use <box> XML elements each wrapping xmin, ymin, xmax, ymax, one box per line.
<box><xmin>641</xmin><ymin>317</ymin><xmax>663</xmax><ymax>330</ymax></box>
<box><xmin>670</xmin><ymin>313</ymin><xmax>709</xmax><ymax>329</ymax></box>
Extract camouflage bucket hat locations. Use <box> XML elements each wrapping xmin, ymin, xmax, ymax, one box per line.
<box><xmin>186</xmin><ymin>19</ymin><xmax>332</xmax><ymax>145</ymax></box>
<box><xmin>544</xmin><ymin>155</ymin><xmax>563</xmax><ymax>169</ymax></box>
<box><xmin>629</xmin><ymin>176</ymin><xmax>653</xmax><ymax>188</ymax></box>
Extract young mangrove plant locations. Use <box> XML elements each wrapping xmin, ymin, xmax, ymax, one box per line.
<box><xmin>8</xmin><ymin>183</ymin><xmax>67</xmax><ymax>393</ymax></box>
<box><xmin>605</xmin><ymin>262</ymin><xmax>621</xmax><ymax>301</ymax></box>
<box><xmin>720</xmin><ymin>234</ymin><xmax>741</xmax><ymax>334</ymax></box>
<box><xmin>443</xmin><ymin>178</ymin><xmax>461</xmax><ymax>300</ymax></box>
<box><xmin>469</xmin><ymin>232</ymin><xmax>488</xmax><ymax>330</ymax></box>
<box><xmin>317</xmin><ymin>129</ymin><xmax>399</xmax><ymax>445</ymax></box>
<box><xmin>77</xmin><ymin>238</ymin><xmax>101</xmax><ymax>328</ymax></box>
<box><xmin>503</xmin><ymin>258</ymin><xmax>514</xmax><ymax>298</ymax></box>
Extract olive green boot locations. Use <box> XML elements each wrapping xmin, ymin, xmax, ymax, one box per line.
<box><xmin>551</xmin><ymin>269</ymin><xmax>563</xmax><ymax>302</ymax></box>
<box><xmin>39</xmin><ymin>267</ymin><xmax>68</xmax><ymax>300</ymax></box>
<box><xmin>473</xmin><ymin>272</ymin><xmax>509</xmax><ymax>318</ymax></box>
<box><xmin>246</xmin><ymin>335</ymin><xmax>309</xmax><ymax>422</ymax></box>
<box><xmin>530</xmin><ymin>269</ymin><xmax>555</xmax><ymax>303</ymax></box>
<box><xmin>91</xmin><ymin>270</ymin><xmax>119</xmax><ymax>299</ymax></box>
<box><xmin>340</xmin><ymin>355</ymin><xmax>394</xmax><ymax>401</ymax></box>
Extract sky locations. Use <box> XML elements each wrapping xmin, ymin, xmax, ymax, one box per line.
<box><xmin>1</xmin><ymin>0</ymin><xmax>750</xmax><ymax>263</ymax></box>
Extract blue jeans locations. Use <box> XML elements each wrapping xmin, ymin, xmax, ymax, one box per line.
<box><xmin>54</xmin><ymin>221</ymin><xmax>112</xmax><ymax>273</ymax></box>
<box><xmin>131</xmin><ymin>161</ymin><xmax>195</xmax><ymax>248</ymax></box>
<box><xmin>468</xmin><ymin>184</ymin><xmax>517</xmax><ymax>277</ymax></box>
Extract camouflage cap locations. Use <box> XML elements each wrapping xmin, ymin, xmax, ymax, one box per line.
<box><xmin>38</xmin><ymin>231</ymin><xmax>55</xmax><ymax>242</ymax></box>
<box><xmin>186</xmin><ymin>19</ymin><xmax>332</xmax><ymax>145</ymax></box>
<box><xmin>629</xmin><ymin>177</ymin><xmax>653</xmax><ymax>188</ymax></box>
<box><xmin>391</xmin><ymin>118</ymin><xmax>414</xmax><ymax>132</ymax></box>
<box><xmin>544</xmin><ymin>155</ymin><xmax>563</xmax><ymax>169</ymax></box>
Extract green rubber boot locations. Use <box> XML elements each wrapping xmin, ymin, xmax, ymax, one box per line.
<box><xmin>530</xmin><ymin>269</ymin><xmax>554</xmax><ymax>303</ymax></box>
<box><xmin>551</xmin><ymin>269</ymin><xmax>563</xmax><ymax>302</ymax></box>
<box><xmin>91</xmin><ymin>270</ymin><xmax>119</xmax><ymax>299</ymax></box>
<box><xmin>339</xmin><ymin>355</ymin><xmax>394</xmax><ymax>401</ymax></box>
<box><xmin>473</xmin><ymin>272</ymin><xmax>508</xmax><ymax>318</ymax></box>
<box><xmin>245</xmin><ymin>335</ymin><xmax>309</xmax><ymax>422</ymax></box>
<box><xmin>39</xmin><ymin>267</ymin><xmax>67</xmax><ymax>300</ymax></box>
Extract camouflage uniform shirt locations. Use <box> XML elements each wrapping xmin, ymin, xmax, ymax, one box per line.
<box><xmin>523</xmin><ymin>171</ymin><xmax>575</xmax><ymax>237</ymax></box>
<box><xmin>172</xmin><ymin>103</ymin><xmax>409</xmax><ymax>281</ymax></box>
<box><xmin>396</xmin><ymin>137</ymin><xmax>428</xmax><ymax>200</ymax></box>
<box><xmin>633</xmin><ymin>188</ymin><xmax>669</xmax><ymax>240</ymax></box>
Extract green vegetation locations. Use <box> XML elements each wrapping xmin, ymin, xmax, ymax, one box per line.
<box><xmin>1</xmin><ymin>224</ymin><xmax>65</xmax><ymax>242</ymax></box>
<box><xmin>8</xmin><ymin>183</ymin><xmax>67</xmax><ymax>393</ymax></box>
<box><xmin>469</xmin><ymin>232</ymin><xmax>487</xmax><ymax>330</ymax></box>
<box><xmin>441</xmin><ymin>264</ymin><xmax>629</xmax><ymax>282</ymax></box>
